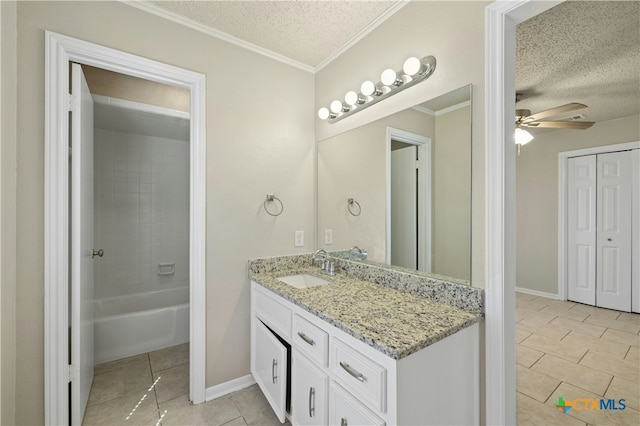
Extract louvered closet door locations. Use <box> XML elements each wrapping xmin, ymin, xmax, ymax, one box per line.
<box><xmin>567</xmin><ymin>155</ymin><xmax>597</xmax><ymax>305</ymax></box>
<box><xmin>596</xmin><ymin>151</ymin><xmax>633</xmax><ymax>312</ymax></box>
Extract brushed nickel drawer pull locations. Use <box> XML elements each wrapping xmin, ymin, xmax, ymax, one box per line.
<box><xmin>341</xmin><ymin>417</ymin><xmax>347</xmax><ymax>426</ymax></box>
<box><xmin>308</xmin><ymin>386</ymin><xmax>315</xmax><ymax>417</ymax></box>
<box><xmin>339</xmin><ymin>361</ymin><xmax>365</xmax><ymax>382</ymax></box>
<box><xmin>272</xmin><ymin>359</ymin><xmax>277</xmax><ymax>384</ymax></box>
<box><xmin>298</xmin><ymin>332</ymin><xmax>315</xmax><ymax>346</ymax></box>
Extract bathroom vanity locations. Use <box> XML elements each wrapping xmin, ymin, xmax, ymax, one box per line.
<box><xmin>249</xmin><ymin>254</ymin><xmax>483</xmax><ymax>426</ymax></box>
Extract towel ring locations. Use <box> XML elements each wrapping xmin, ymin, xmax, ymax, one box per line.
<box><xmin>264</xmin><ymin>194</ymin><xmax>284</xmax><ymax>216</ymax></box>
<box><xmin>347</xmin><ymin>198</ymin><xmax>361</xmax><ymax>216</ymax></box>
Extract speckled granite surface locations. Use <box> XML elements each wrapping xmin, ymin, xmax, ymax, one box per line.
<box><xmin>248</xmin><ymin>254</ymin><xmax>483</xmax><ymax>360</ymax></box>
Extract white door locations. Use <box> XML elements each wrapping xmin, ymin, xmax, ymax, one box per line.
<box><xmin>292</xmin><ymin>352</ymin><xmax>328</xmax><ymax>426</ymax></box>
<box><xmin>567</xmin><ymin>155</ymin><xmax>597</xmax><ymax>305</ymax></box>
<box><xmin>390</xmin><ymin>144</ymin><xmax>417</xmax><ymax>269</ymax></box>
<box><xmin>596</xmin><ymin>151</ymin><xmax>633</xmax><ymax>312</ymax></box>
<box><xmin>632</xmin><ymin>150</ymin><xmax>640</xmax><ymax>313</ymax></box>
<box><xmin>253</xmin><ymin>319</ymin><xmax>287</xmax><ymax>423</ymax></box>
<box><xmin>70</xmin><ymin>63</ymin><xmax>95</xmax><ymax>425</ymax></box>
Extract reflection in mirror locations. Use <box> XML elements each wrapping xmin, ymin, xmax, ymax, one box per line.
<box><xmin>317</xmin><ymin>85</ymin><xmax>472</xmax><ymax>283</ymax></box>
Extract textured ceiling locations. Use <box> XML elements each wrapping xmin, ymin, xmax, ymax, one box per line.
<box><xmin>516</xmin><ymin>0</ymin><xmax>640</xmax><ymax>127</ymax></box>
<box><xmin>148</xmin><ymin>0</ymin><xmax>399</xmax><ymax>68</ymax></box>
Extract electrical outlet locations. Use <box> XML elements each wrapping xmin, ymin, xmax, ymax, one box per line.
<box><xmin>294</xmin><ymin>230</ymin><xmax>304</xmax><ymax>247</ymax></box>
<box><xmin>324</xmin><ymin>229</ymin><xmax>333</xmax><ymax>245</ymax></box>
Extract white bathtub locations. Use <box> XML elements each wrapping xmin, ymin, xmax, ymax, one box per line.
<box><xmin>94</xmin><ymin>287</ymin><xmax>189</xmax><ymax>364</ymax></box>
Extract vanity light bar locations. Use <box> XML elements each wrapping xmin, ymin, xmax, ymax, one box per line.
<box><xmin>318</xmin><ymin>55</ymin><xmax>436</xmax><ymax>124</ymax></box>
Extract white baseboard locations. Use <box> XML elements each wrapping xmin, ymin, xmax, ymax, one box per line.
<box><xmin>515</xmin><ymin>287</ymin><xmax>560</xmax><ymax>300</ymax></box>
<box><xmin>205</xmin><ymin>374</ymin><xmax>256</xmax><ymax>402</ymax></box>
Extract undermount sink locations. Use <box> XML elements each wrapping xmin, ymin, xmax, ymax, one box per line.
<box><xmin>277</xmin><ymin>273</ymin><xmax>330</xmax><ymax>289</ymax></box>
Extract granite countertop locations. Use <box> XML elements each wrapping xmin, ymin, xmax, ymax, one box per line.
<box><xmin>249</xmin><ymin>258</ymin><xmax>482</xmax><ymax>360</ymax></box>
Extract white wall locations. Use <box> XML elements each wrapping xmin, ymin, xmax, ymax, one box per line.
<box><xmin>315</xmin><ymin>0</ymin><xmax>488</xmax><ymax>287</ymax></box>
<box><xmin>516</xmin><ymin>114</ymin><xmax>640</xmax><ymax>295</ymax></box>
<box><xmin>94</xmin><ymin>129</ymin><xmax>190</xmax><ymax>299</ymax></box>
<box><xmin>11</xmin><ymin>2</ymin><xmax>314</xmax><ymax>423</ymax></box>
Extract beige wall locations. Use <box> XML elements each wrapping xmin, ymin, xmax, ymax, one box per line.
<box><xmin>11</xmin><ymin>1</ymin><xmax>314</xmax><ymax>423</ymax></box>
<box><xmin>1</xmin><ymin>1</ymin><xmax>18</xmax><ymax>424</ymax></box>
<box><xmin>318</xmin><ymin>108</ymin><xmax>434</xmax><ymax>262</ymax></box>
<box><xmin>516</xmin><ymin>114</ymin><xmax>640</xmax><ymax>295</ymax></box>
<box><xmin>315</xmin><ymin>0</ymin><xmax>488</xmax><ymax>288</ymax></box>
<box><xmin>434</xmin><ymin>105</ymin><xmax>471</xmax><ymax>280</ymax></box>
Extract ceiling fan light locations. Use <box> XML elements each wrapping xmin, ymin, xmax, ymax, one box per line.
<box><xmin>515</xmin><ymin>127</ymin><xmax>534</xmax><ymax>145</ymax></box>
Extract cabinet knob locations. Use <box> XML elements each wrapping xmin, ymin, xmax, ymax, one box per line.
<box><xmin>91</xmin><ymin>248</ymin><xmax>104</xmax><ymax>258</ymax></box>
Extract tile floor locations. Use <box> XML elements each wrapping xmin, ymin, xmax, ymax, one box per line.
<box><xmin>516</xmin><ymin>293</ymin><xmax>640</xmax><ymax>425</ymax></box>
<box><xmin>83</xmin><ymin>343</ymin><xmax>285</xmax><ymax>425</ymax></box>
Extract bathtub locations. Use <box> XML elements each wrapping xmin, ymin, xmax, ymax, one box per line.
<box><xmin>94</xmin><ymin>287</ymin><xmax>189</xmax><ymax>364</ymax></box>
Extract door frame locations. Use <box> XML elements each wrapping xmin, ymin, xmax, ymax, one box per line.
<box><xmin>44</xmin><ymin>31</ymin><xmax>206</xmax><ymax>424</ymax></box>
<box><xmin>557</xmin><ymin>141</ymin><xmax>640</xmax><ymax>300</ymax></box>
<box><xmin>385</xmin><ymin>127</ymin><xmax>431</xmax><ymax>271</ymax></box>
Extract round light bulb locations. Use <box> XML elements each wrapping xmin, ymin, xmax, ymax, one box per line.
<box><xmin>330</xmin><ymin>100</ymin><xmax>343</xmax><ymax>114</ymax></box>
<box><xmin>361</xmin><ymin>80</ymin><xmax>375</xmax><ymax>96</ymax></box>
<box><xmin>403</xmin><ymin>57</ymin><xmax>422</xmax><ymax>76</ymax></box>
<box><xmin>345</xmin><ymin>91</ymin><xmax>359</xmax><ymax>106</ymax></box>
<box><xmin>318</xmin><ymin>107</ymin><xmax>330</xmax><ymax>120</ymax></box>
<box><xmin>380</xmin><ymin>68</ymin><xmax>398</xmax><ymax>86</ymax></box>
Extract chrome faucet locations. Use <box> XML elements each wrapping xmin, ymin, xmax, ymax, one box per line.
<box><xmin>312</xmin><ymin>249</ymin><xmax>327</xmax><ymax>266</ymax></box>
<box><xmin>348</xmin><ymin>246</ymin><xmax>367</xmax><ymax>261</ymax></box>
<box><xmin>312</xmin><ymin>249</ymin><xmax>335</xmax><ymax>276</ymax></box>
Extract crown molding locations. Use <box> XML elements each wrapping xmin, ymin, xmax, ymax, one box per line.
<box><xmin>314</xmin><ymin>0</ymin><xmax>410</xmax><ymax>72</ymax></box>
<box><xmin>121</xmin><ymin>1</ymin><xmax>315</xmax><ymax>73</ymax></box>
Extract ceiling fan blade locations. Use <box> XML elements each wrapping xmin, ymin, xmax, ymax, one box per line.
<box><xmin>522</xmin><ymin>102</ymin><xmax>588</xmax><ymax>123</ymax></box>
<box><xmin>522</xmin><ymin>120</ymin><xmax>595</xmax><ymax>129</ymax></box>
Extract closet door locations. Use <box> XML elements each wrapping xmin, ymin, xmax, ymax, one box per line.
<box><xmin>596</xmin><ymin>151</ymin><xmax>633</xmax><ymax>312</ymax></box>
<box><xmin>632</xmin><ymin>149</ymin><xmax>640</xmax><ymax>313</ymax></box>
<box><xmin>567</xmin><ymin>155</ymin><xmax>597</xmax><ymax>305</ymax></box>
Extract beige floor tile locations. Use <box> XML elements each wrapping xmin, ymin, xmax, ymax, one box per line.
<box><xmin>616</xmin><ymin>312</ymin><xmax>640</xmax><ymax>325</ymax></box>
<box><xmin>518</xmin><ymin>311</ymin><xmax>560</xmax><ymax>330</ymax></box>
<box><xmin>540</xmin><ymin>306</ymin><xmax>590</xmax><ymax>322</ymax></box>
<box><xmin>88</xmin><ymin>362</ymin><xmax>153</xmax><ymax>407</ymax></box>
<box><xmin>516</xmin><ymin>364</ymin><xmax>561</xmax><ymax>402</ymax></box>
<box><xmin>517</xmin><ymin>392</ymin><xmax>586</xmax><ymax>426</ymax></box>
<box><xmin>150</xmin><ymin>342</ymin><xmax>189</xmax><ymax>373</ymax></box>
<box><xmin>517</xmin><ymin>345</ymin><xmax>545</xmax><ymax>368</ymax></box>
<box><xmin>221</xmin><ymin>417</ymin><xmax>248</xmax><ymax>426</ymax></box>
<box><xmin>585</xmin><ymin>316</ymin><xmax>640</xmax><ymax>335</ymax></box>
<box><xmin>625</xmin><ymin>347</ymin><xmax>639</xmax><ymax>363</ymax></box>
<box><xmin>549</xmin><ymin>317</ymin><xmax>606</xmax><ymax>338</ymax></box>
<box><xmin>82</xmin><ymin>386</ymin><xmax>159</xmax><ymax>425</ymax></box>
<box><xmin>230</xmin><ymin>384</ymin><xmax>283</xmax><ymax>426</ymax></box>
<box><xmin>517</xmin><ymin>322</ymin><xmax>572</xmax><ymax>340</ymax></box>
<box><xmin>159</xmin><ymin>394</ymin><xmax>241</xmax><ymax>426</ymax></box>
<box><xmin>521</xmin><ymin>334</ymin><xmax>588</xmax><ymax>363</ymax></box>
<box><xmin>605</xmin><ymin>376</ymin><xmax>640</xmax><ymax>412</ymax></box>
<box><xmin>517</xmin><ymin>328</ymin><xmax>533</xmax><ymax>343</ymax></box>
<box><xmin>601</xmin><ymin>329</ymin><xmax>640</xmax><ymax>348</ymax></box>
<box><xmin>569</xmin><ymin>304</ymin><xmax>621</xmax><ymax>321</ymax></box>
<box><xmin>517</xmin><ymin>297</ymin><xmax>553</xmax><ymax>312</ymax></box>
<box><xmin>94</xmin><ymin>353</ymin><xmax>149</xmax><ymax>376</ymax></box>
<box><xmin>539</xmin><ymin>300</ymin><xmax>578</xmax><ymax>313</ymax></box>
<box><xmin>562</xmin><ymin>331</ymin><xmax>630</xmax><ymax>358</ymax></box>
<box><xmin>153</xmin><ymin>363</ymin><xmax>189</xmax><ymax>403</ymax></box>
<box><xmin>531</xmin><ymin>354</ymin><xmax>612</xmax><ymax>396</ymax></box>
<box><xmin>579</xmin><ymin>351</ymin><xmax>640</xmax><ymax>380</ymax></box>
<box><xmin>547</xmin><ymin>382</ymin><xmax>640</xmax><ymax>426</ymax></box>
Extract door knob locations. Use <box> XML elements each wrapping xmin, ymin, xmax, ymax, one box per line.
<box><xmin>91</xmin><ymin>249</ymin><xmax>104</xmax><ymax>258</ymax></box>
<box><xmin>607</xmin><ymin>238</ymin><xmax>612</xmax><ymax>242</ymax></box>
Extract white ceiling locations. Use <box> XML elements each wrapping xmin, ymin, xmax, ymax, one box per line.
<box><xmin>516</xmin><ymin>1</ymin><xmax>640</xmax><ymax>126</ymax></box>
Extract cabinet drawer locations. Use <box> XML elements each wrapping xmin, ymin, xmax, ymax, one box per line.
<box><xmin>331</xmin><ymin>338</ymin><xmax>386</xmax><ymax>413</ymax></box>
<box><xmin>330</xmin><ymin>382</ymin><xmax>385</xmax><ymax>426</ymax></box>
<box><xmin>254</xmin><ymin>286</ymin><xmax>292</xmax><ymax>340</ymax></box>
<box><xmin>293</xmin><ymin>314</ymin><xmax>329</xmax><ymax>367</ymax></box>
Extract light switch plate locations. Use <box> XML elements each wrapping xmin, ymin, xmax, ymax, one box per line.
<box><xmin>324</xmin><ymin>229</ymin><xmax>333</xmax><ymax>245</ymax></box>
<box><xmin>294</xmin><ymin>230</ymin><xmax>304</xmax><ymax>247</ymax></box>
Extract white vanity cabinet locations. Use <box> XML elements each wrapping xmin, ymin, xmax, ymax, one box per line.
<box><xmin>250</xmin><ymin>281</ymin><xmax>479</xmax><ymax>426</ymax></box>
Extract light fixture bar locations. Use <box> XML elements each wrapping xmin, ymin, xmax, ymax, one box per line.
<box><xmin>319</xmin><ymin>55</ymin><xmax>436</xmax><ymax>124</ymax></box>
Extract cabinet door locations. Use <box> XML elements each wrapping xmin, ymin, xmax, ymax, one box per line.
<box><xmin>292</xmin><ymin>352</ymin><xmax>328</xmax><ymax>426</ymax></box>
<box><xmin>253</xmin><ymin>319</ymin><xmax>287</xmax><ymax>423</ymax></box>
<box><xmin>330</xmin><ymin>383</ymin><xmax>385</xmax><ymax>426</ymax></box>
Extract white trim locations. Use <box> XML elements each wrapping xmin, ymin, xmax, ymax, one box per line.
<box><xmin>205</xmin><ymin>374</ymin><xmax>257</xmax><ymax>402</ymax></box>
<box><xmin>314</xmin><ymin>0</ymin><xmax>410</xmax><ymax>71</ymax></box>
<box><xmin>557</xmin><ymin>141</ymin><xmax>640</xmax><ymax>301</ymax></box>
<box><xmin>385</xmin><ymin>127</ymin><xmax>431</xmax><ymax>272</ymax></box>
<box><xmin>515</xmin><ymin>287</ymin><xmax>559</xmax><ymax>300</ymax></box>
<box><xmin>45</xmin><ymin>31</ymin><xmax>207</xmax><ymax>425</ymax></box>
<box><xmin>484</xmin><ymin>1</ymin><xmax>562</xmax><ymax>424</ymax></box>
<box><xmin>435</xmin><ymin>100</ymin><xmax>472</xmax><ymax>117</ymax></box>
<box><xmin>92</xmin><ymin>94</ymin><xmax>190</xmax><ymax>120</ymax></box>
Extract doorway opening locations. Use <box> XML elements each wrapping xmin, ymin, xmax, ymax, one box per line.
<box><xmin>45</xmin><ymin>32</ymin><xmax>206</xmax><ymax>425</ymax></box>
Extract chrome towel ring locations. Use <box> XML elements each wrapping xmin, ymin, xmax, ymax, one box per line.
<box><xmin>264</xmin><ymin>194</ymin><xmax>284</xmax><ymax>216</ymax></box>
<box><xmin>347</xmin><ymin>198</ymin><xmax>361</xmax><ymax>216</ymax></box>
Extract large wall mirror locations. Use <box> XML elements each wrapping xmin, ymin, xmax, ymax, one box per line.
<box><xmin>317</xmin><ymin>84</ymin><xmax>472</xmax><ymax>283</ymax></box>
